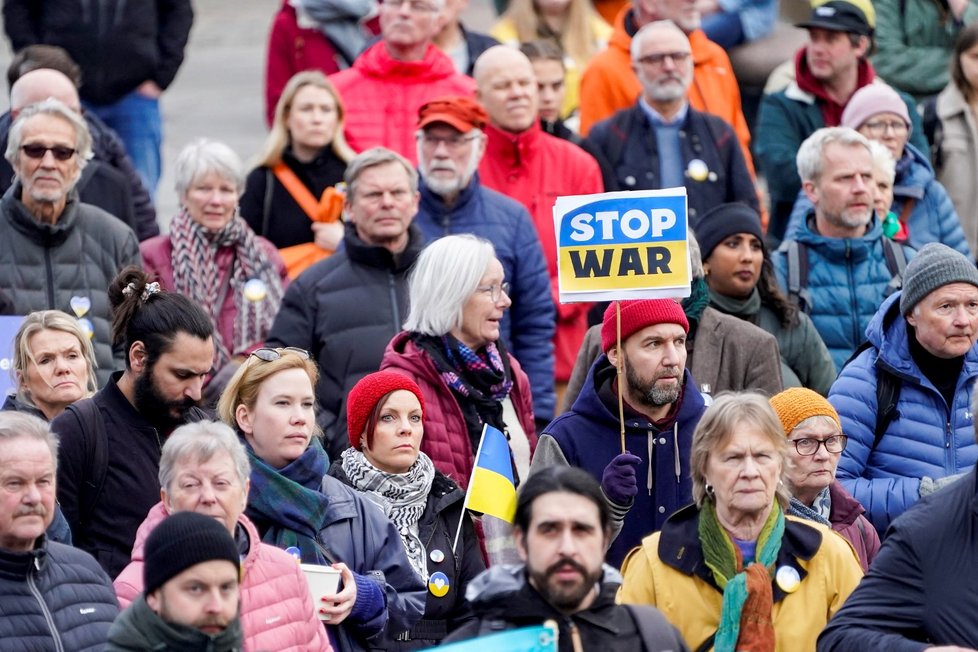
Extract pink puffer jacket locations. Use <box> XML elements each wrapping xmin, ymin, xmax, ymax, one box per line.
<box><xmin>114</xmin><ymin>502</ymin><xmax>331</xmax><ymax>652</ymax></box>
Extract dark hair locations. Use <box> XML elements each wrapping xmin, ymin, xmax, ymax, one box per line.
<box><xmin>362</xmin><ymin>390</ymin><xmax>398</xmax><ymax>450</ymax></box>
<box><xmin>757</xmin><ymin>257</ymin><xmax>799</xmax><ymax>328</ymax></box>
<box><xmin>108</xmin><ymin>267</ymin><xmax>214</xmax><ymax>369</ymax></box>
<box><xmin>515</xmin><ymin>466</ymin><xmax>610</xmax><ymax>534</ymax></box>
<box><xmin>7</xmin><ymin>45</ymin><xmax>83</xmax><ymax>90</ymax></box>
<box><xmin>519</xmin><ymin>40</ymin><xmax>565</xmax><ymax>68</ymax></box>
<box><xmin>952</xmin><ymin>24</ymin><xmax>978</xmax><ymax>101</ymax></box>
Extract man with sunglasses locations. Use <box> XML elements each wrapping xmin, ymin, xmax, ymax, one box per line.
<box><xmin>584</xmin><ymin>20</ymin><xmax>758</xmax><ymax>230</ymax></box>
<box><xmin>412</xmin><ymin>96</ymin><xmax>557</xmax><ymax>429</ymax></box>
<box><xmin>0</xmin><ymin>98</ymin><xmax>140</xmax><ymax>386</ymax></box>
<box><xmin>829</xmin><ymin>243</ymin><xmax>978</xmax><ymax>535</ymax></box>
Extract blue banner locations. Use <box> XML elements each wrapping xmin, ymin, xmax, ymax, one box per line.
<box><xmin>436</xmin><ymin>623</ymin><xmax>559</xmax><ymax>652</ymax></box>
<box><xmin>0</xmin><ymin>316</ymin><xmax>24</xmax><ymax>400</ymax></box>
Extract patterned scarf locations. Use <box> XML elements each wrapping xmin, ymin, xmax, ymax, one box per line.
<box><xmin>243</xmin><ymin>436</ymin><xmax>332</xmax><ymax>565</ymax></box>
<box><xmin>340</xmin><ymin>448</ymin><xmax>435</xmax><ymax>580</ymax></box>
<box><xmin>787</xmin><ymin>487</ymin><xmax>832</xmax><ymax>527</ymax></box>
<box><xmin>169</xmin><ymin>209</ymin><xmax>284</xmax><ymax>370</ymax></box>
<box><xmin>699</xmin><ymin>501</ymin><xmax>784</xmax><ymax>652</ymax></box>
<box><xmin>413</xmin><ymin>333</ymin><xmax>514</xmax><ymax>450</ymax></box>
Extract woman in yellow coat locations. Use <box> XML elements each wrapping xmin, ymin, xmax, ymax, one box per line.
<box><xmin>619</xmin><ymin>392</ymin><xmax>863</xmax><ymax>652</ymax></box>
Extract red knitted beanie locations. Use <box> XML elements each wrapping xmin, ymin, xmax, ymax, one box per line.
<box><xmin>347</xmin><ymin>371</ymin><xmax>426</xmax><ymax>449</ymax></box>
<box><xmin>600</xmin><ymin>299</ymin><xmax>689</xmax><ymax>353</ymax></box>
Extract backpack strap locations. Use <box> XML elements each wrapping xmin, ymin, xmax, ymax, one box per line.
<box><xmin>64</xmin><ymin>400</ymin><xmax>109</xmax><ymax>533</ymax></box>
<box><xmin>623</xmin><ymin>604</ymin><xmax>687</xmax><ymax>652</ymax></box>
<box><xmin>781</xmin><ymin>239</ymin><xmax>812</xmax><ymax>313</ymax></box>
<box><xmin>272</xmin><ymin>163</ymin><xmax>344</xmax><ymax>224</ymax></box>
<box><xmin>872</xmin><ymin>366</ymin><xmax>901</xmax><ymax>452</ymax></box>
<box><xmin>881</xmin><ymin>238</ymin><xmax>908</xmax><ymax>297</ymax></box>
<box><xmin>922</xmin><ymin>96</ymin><xmax>944</xmax><ymax>171</ymax></box>
<box><xmin>261</xmin><ymin>167</ymin><xmax>274</xmax><ymax>237</ymax></box>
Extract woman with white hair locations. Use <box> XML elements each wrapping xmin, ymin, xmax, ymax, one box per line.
<box><xmin>140</xmin><ymin>139</ymin><xmax>288</xmax><ymax>398</ymax></box>
<box><xmin>380</xmin><ymin>235</ymin><xmax>535</xmax><ymax>536</ymax></box>
<box><xmin>113</xmin><ymin>420</ymin><xmax>331</xmax><ymax>651</ymax></box>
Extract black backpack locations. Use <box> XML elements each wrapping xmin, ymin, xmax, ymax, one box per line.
<box><xmin>62</xmin><ymin>400</ymin><xmax>109</xmax><ymax>533</ymax></box>
<box><xmin>841</xmin><ymin>340</ymin><xmax>902</xmax><ymax>452</ymax></box>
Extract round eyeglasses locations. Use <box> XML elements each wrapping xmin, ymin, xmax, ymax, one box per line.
<box><xmin>790</xmin><ymin>434</ymin><xmax>848</xmax><ymax>456</ymax></box>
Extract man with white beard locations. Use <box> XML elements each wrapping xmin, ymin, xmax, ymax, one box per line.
<box><xmin>584</xmin><ymin>20</ymin><xmax>758</xmax><ymax>228</ymax></box>
<box><xmin>412</xmin><ymin>96</ymin><xmax>557</xmax><ymax>426</ymax></box>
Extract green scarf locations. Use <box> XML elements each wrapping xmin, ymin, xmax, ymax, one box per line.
<box><xmin>708</xmin><ymin>287</ymin><xmax>763</xmax><ymax>322</ymax></box>
<box><xmin>699</xmin><ymin>501</ymin><xmax>784</xmax><ymax>651</ymax></box>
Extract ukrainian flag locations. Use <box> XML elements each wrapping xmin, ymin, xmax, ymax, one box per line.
<box><xmin>464</xmin><ymin>425</ymin><xmax>517</xmax><ymax>523</ymax></box>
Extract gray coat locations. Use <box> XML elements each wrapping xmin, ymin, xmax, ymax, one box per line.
<box><xmin>562</xmin><ymin>306</ymin><xmax>783</xmax><ymax>411</ymax></box>
<box><xmin>0</xmin><ymin>184</ymin><xmax>141</xmax><ymax>386</ymax></box>
<box><xmin>936</xmin><ymin>82</ymin><xmax>978</xmax><ymax>257</ymax></box>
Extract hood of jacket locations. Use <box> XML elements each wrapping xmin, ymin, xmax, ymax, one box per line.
<box><xmin>352</xmin><ymin>41</ymin><xmax>460</xmax><ymax>83</ymax></box>
<box><xmin>607</xmin><ymin>6</ymin><xmax>634</xmax><ymax>57</ymax></box>
<box><xmin>894</xmin><ymin>142</ymin><xmax>936</xmax><ymax>196</ymax></box>
<box><xmin>110</xmin><ymin>595</ymin><xmax>244</xmax><ymax>651</ymax></box>
<box><xmin>464</xmin><ymin>563</ymin><xmax>623</xmax><ymax>607</ymax></box>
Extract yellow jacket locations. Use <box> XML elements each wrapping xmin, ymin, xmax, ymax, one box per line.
<box><xmin>489</xmin><ymin>17</ymin><xmax>612</xmax><ymax>119</ymax></box>
<box><xmin>619</xmin><ymin>505</ymin><xmax>863</xmax><ymax>651</ymax></box>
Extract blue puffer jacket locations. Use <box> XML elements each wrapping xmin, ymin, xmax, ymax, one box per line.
<box><xmin>783</xmin><ymin>144</ymin><xmax>970</xmax><ymax>258</ymax></box>
<box><xmin>772</xmin><ymin>215</ymin><xmax>914</xmax><ymax>370</ymax></box>
<box><xmin>539</xmin><ymin>356</ymin><xmax>705</xmax><ymax>567</ymax></box>
<box><xmin>415</xmin><ymin>175</ymin><xmax>556</xmax><ymax>421</ymax></box>
<box><xmin>829</xmin><ymin>292</ymin><xmax>978</xmax><ymax>534</ymax></box>
<box><xmin>0</xmin><ymin>538</ymin><xmax>119</xmax><ymax>651</ymax></box>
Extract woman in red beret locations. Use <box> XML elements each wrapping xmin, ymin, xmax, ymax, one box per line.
<box><xmin>329</xmin><ymin>370</ymin><xmax>485</xmax><ymax>650</ymax></box>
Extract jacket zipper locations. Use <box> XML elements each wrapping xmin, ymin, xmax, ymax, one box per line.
<box><xmin>28</xmin><ymin>559</ymin><xmax>65</xmax><ymax>652</ymax></box>
<box><xmin>44</xmin><ymin>245</ymin><xmax>55</xmax><ymax>308</ymax></box>
<box><xmin>389</xmin><ymin>273</ymin><xmax>400</xmax><ymax>330</ymax></box>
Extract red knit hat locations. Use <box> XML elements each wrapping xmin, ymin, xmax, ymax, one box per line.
<box><xmin>600</xmin><ymin>299</ymin><xmax>689</xmax><ymax>353</ymax></box>
<box><xmin>347</xmin><ymin>371</ymin><xmax>426</xmax><ymax>449</ymax></box>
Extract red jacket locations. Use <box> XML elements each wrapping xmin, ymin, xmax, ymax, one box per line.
<box><xmin>139</xmin><ymin>233</ymin><xmax>289</xmax><ymax>361</ymax></box>
<box><xmin>330</xmin><ymin>42</ymin><xmax>475</xmax><ymax>164</ymax></box>
<box><xmin>114</xmin><ymin>503</ymin><xmax>332</xmax><ymax>652</ymax></box>
<box><xmin>578</xmin><ymin>7</ymin><xmax>754</xmax><ymax>178</ymax></box>
<box><xmin>478</xmin><ymin>122</ymin><xmax>602</xmax><ymax>381</ymax></box>
<box><xmin>264</xmin><ymin>1</ymin><xmax>380</xmax><ymax>126</ymax></box>
<box><xmin>380</xmin><ymin>331</ymin><xmax>536</xmax><ymax>489</ymax></box>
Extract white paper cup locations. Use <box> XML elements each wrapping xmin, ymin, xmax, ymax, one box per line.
<box><xmin>300</xmin><ymin>564</ymin><xmax>342</xmax><ymax>621</ymax></box>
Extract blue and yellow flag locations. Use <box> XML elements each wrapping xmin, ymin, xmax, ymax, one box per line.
<box><xmin>464</xmin><ymin>424</ymin><xmax>517</xmax><ymax>523</ymax></box>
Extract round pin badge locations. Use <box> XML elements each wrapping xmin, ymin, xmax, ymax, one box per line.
<box><xmin>78</xmin><ymin>318</ymin><xmax>95</xmax><ymax>340</ymax></box>
<box><xmin>429</xmin><ymin>549</ymin><xmax>445</xmax><ymax>563</ymax></box>
<box><xmin>775</xmin><ymin>565</ymin><xmax>801</xmax><ymax>593</ymax></box>
<box><xmin>428</xmin><ymin>571</ymin><xmax>450</xmax><ymax>598</ymax></box>
<box><xmin>284</xmin><ymin>546</ymin><xmax>302</xmax><ymax>562</ymax></box>
<box><xmin>243</xmin><ymin>279</ymin><xmax>268</xmax><ymax>303</ymax></box>
<box><xmin>687</xmin><ymin>159</ymin><xmax>709</xmax><ymax>182</ymax></box>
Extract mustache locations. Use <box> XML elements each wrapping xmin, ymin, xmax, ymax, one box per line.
<box><xmin>654</xmin><ymin>366</ymin><xmax>682</xmax><ymax>380</ymax></box>
<box><xmin>545</xmin><ymin>557</ymin><xmax>588</xmax><ymax>579</ymax></box>
<box><xmin>16</xmin><ymin>504</ymin><xmax>48</xmax><ymax>517</ymax></box>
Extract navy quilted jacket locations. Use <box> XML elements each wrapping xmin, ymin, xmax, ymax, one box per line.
<box><xmin>0</xmin><ymin>539</ymin><xmax>119</xmax><ymax>651</ymax></box>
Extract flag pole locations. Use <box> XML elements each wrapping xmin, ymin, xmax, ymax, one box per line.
<box><xmin>616</xmin><ymin>301</ymin><xmax>626</xmax><ymax>454</ymax></box>
<box><xmin>452</xmin><ymin>424</ymin><xmax>490</xmax><ymax>554</ymax></box>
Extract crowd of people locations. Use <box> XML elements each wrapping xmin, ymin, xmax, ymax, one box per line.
<box><xmin>2</xmin><ymin>0</ymin><xmax>978</xmax><ymax>649</ymax></box>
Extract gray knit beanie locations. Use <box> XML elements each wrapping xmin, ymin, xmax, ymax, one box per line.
<box><xmin>900</xmin><ymin>243</ymin><xmax>978</xmax><ymax>315</ymax></box>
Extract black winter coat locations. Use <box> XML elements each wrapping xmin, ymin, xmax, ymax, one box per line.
<box><xmin>585</xmin><ymin>103</ymin><xmax>759</xmax><ymax>226</ymax></box>
<box><xmin>0</xmin><ymin>538</ymin><xmax>119</xmax><ymax>650</ymax></box>
<box><xmin>51</xmin><ymin>372</ymin><xmax>209</xmax><ymax>579</ymax></box>
<box><xmin>2</xmin><ymin>0</ymin><xmax>194</xmax><ymax>105</ymax></box>
<box><xmin>266</xmin><ymin>223</ymin><xmax>425</xmax><ymax>458</ymax></box>
<box><xmin>328</xmin><ymin>463</ymin><xmax>485</xmax><ymax>651</ymax></box>
<box><xmin>240</xmin><ymin>147</ymin><xmax>348</xmax><ymax>249</ymax></box>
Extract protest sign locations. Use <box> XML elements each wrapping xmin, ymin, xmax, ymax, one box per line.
<box><xmin>0</xmin><ymin>316</ymin><xmax>23</xmax><ymax>399</ymax></box>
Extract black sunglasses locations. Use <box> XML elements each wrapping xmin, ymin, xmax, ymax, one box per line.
<box><xmin>250</xmin><ymin>347</ymin><xmax>311</xmax><ymax>362</ymax></box>
<box><xmin>21</xmin><ymin>143</ymin><xmax>77</xmax><ymax>161</ymax></box>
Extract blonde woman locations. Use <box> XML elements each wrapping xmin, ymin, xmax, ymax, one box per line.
<box><xmin>491</xmin><ymin>0</ymin><xmax>610</xmax><ymax>120</ymax></box>
<box><xmin>240</xmin><ymin>71</ymin><xmax>355</xmax><ymax>275</ymax></box>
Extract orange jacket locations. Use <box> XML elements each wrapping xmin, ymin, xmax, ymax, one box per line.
<box><xmin>579</xmin><ymin>6</ymin><xmax>755</xmax><ymax>177</ymax></box>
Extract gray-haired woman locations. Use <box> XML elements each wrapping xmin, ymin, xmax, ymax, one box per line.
<box><xmin>113</xmin><ymin>420</ymin><xmax>331</xmax><ymax>651</ymax></box>
<box><xmin>379</xmin><ymin>234</ymin><xmax>536</xmax><ymax>562</ymax></box>
<box><xmin>139</xmin><ymin>139</ymin><xmax>288</xmax><ymax>398</ymax></box>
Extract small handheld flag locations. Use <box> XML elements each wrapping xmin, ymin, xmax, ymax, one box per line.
<box><xmin>452</xmin><ymin>424</ymin><xmax>518</xmax><ymax>553</ymax></box>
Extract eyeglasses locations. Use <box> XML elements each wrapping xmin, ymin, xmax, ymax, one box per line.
<box><xmin>418</xmin><ymin>133</ymin><xmax>480</xmax><ymax>150</ymax></box>
<box><xmin>250</xmin><ymin>347</ymin><xmax>311</xmax><ymax>362</ymax></box>
<box><xmin>379</xmin><ymin>0</ymin><xmax>438</xmax><ymax>12</ymax></box>
<box><xmin>636</xmin><ymin>51</ymin><xmax>691</xmax><ymax>68</ymax></box>
<box><xmin>790</xmin><ymin>435</ymin><xmax>847</xmax><ymax>456</ymax></box>
<box><xmin>862</xmin><ymin>120</ymin><xmax>908</xmax><ymax>136</ymax></box>
<box><xmin>477</xmin><ymin>282</ymin><xmax>510</xmax><ymax>302</ymax></box>
<box><xmin>21</xmin><ymin>143</ymin><xmax>77</xmax><ymax>161</ymax></box>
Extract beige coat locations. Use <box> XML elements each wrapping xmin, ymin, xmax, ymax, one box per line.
<box><xmin>561</xmin><ymin>306</ymin><xmax>783</xmax><ymax>412</ymax></box>
<box><xmin>936</xmin><ymin>82</ymin><xmax>978</xmax><ymax>256</ymax></box>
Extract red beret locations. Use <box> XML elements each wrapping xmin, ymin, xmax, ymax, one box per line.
<box><xmin>600</xmin><ymin>299</ymin><xmax>689</xmax><ymax>353</ymax></box>
<box><xmin>347</xmin><ymin>371</ymin><xmax>426</xmax><ymax>449</ymax></box>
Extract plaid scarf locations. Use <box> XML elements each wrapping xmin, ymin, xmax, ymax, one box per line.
<box><xmin>699</xmin><ymin>501</ymin><xmax>784</xmax><ymax>652</ymax></box>
<box><xmin>169</xmin><ymin>209</ymin><xmax>284</xmax><ymax>370</ymax></box>
<box><xmin>340</xmin><ymin>448</ymin><xmax>435</xmax><ymax>579</ymax></box>
<box><xmin>243</xmin><ymin>436</ymin><xmax>332</xmax><ymax>565</ymax></box>
<box><xmin>787</xmin><ymin>487</ymin><xmax>832</xmax><ymax>527</ymax></box>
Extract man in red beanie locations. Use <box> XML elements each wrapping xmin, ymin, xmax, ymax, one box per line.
<box><xmin>529</xmin><ymin>299</ymin><xmax>707</xmax><ymax>567</ymax></box>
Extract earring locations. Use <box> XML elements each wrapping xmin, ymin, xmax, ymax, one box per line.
<box><xmin>359</xmin><ymin>436</ymin><xmax>367</xmax><ymax>450</ymax></box>
<box><xmin>705</xmin><ymin>483</ymin><xmax>714</xmax><ymax>497</ymax></box>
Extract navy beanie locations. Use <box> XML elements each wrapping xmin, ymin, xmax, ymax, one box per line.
<box><xmin>694</xmin><ymin>203</ymin><xmax>765</xmax><ymax>260</ymax></box>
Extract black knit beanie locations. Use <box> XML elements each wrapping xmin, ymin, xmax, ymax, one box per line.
<box><xmin>693</xmin><ymin>203</ymin><xmax>765</xmax><ymax>260</ymax></box>
<box><xmin>143</xmin><ymin>511</ymin><xmax>240</xmax><ymax>594</ymax></box>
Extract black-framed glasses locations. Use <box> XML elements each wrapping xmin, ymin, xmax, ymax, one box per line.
<box><xmin>250</xmin><ymin>347</ymin><xmax>310</xmax><ymax>362</ymax></box>
<box><xmin>477</xmin><ymin>282</ymin><xmax>510</xmax><ymax>303</ymax></box>
<box><xmin>790</xmin><ymin>435</ymin><xmax>848</xmax><ymax>456</ymax></box>
<box><xmin>21</xmin><ymin>143</ymin><xmax>77</xmax><ymax>161</ymax></box>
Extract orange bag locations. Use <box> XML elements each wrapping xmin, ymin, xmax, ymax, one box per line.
<box><xmin>273</xmin><ymin>163</ymin><xmax>346</xmax><ymax>279</ymax></box>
